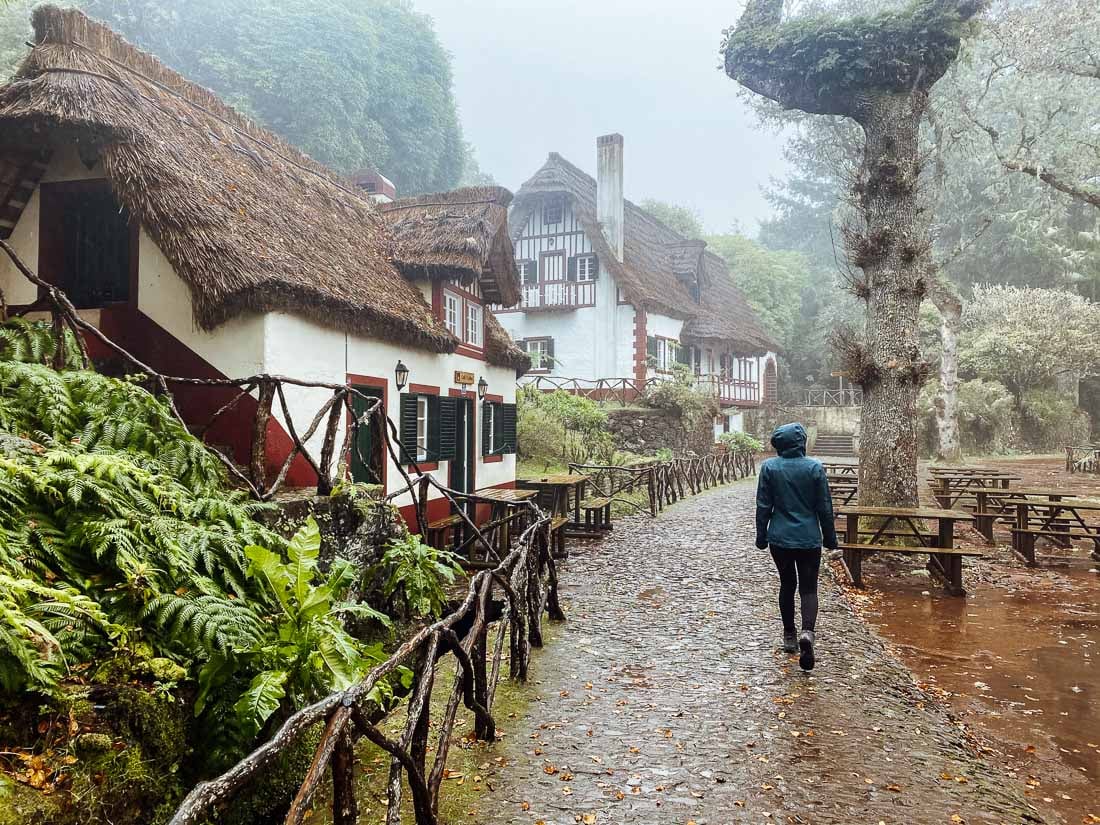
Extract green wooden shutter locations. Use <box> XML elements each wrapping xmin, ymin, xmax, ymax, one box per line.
<box><xmin>676</xmin><ymin>343</ymin><xmax>691</xmax><ymax>366</ymax></box>
<box><xmin>567</xmin><ymin>255</ymin><xmax>577</xmax><ymax>281</ymax></box>
<box><xmin>529</xmin><ymin>258</ymin><xmax>538</xmax><ymax>282</ymax></box>
<box><xmin>481</xmin><ymin>401</ymin><xmax>492</xmax><ymax>457</ymax></box>
<box><xmin>590</xmin><ymin>254</ymin><xmax>599</xmax><ymax>279</ymax></box>
<box><xmin>493</xmin><ymin>402</ymin><xmax>505</xmax><ymax>453</ymax></box>
<box><xmin>647</xmin><ymin>336</ymin><xmax>658</xmax><ymax>359</ymax></box>
<box><xmin>501</xmin><ymin>403</ymin><xmax>517</xmax><ymax>454</ymax></box>
<box><xmin>436</xmin><ymin>396</ymin><xmax>457</xmax><ymax>461</ymax></box>
<box><xmin>399</xmin><ymin>393</ymin><xmax>419</xmax><ymax>463</ymax></box>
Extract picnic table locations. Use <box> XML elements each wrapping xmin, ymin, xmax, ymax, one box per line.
<box><xmin>517</xmin><ymin>473</ymin><xmax>590</xmax><ymax>556</ymax></box>
<box><xmin>823</xmin><ymin>463</ymin><xmax>858</xmax><ymax>477</ymax></box>
<box><xmin>929</xmin><ymin>471</ymin><xmax>1020</xmax><ymax>508</ymax></box>
<box><xmin>971</xmin><ymin>487</ymin><xmax>1088</xmax><ymax>542</ymax></box>
<box><xmin>1004</xmin><ymin>495</ymin><xmax>1100</xmax><ymax>565</ymax></box>
<box><xmin>830</xmin><ymin>483</ymin><xmax>859</xmax><ymax>506</ymax></box>
<box><xmin>472</xmin><ymin>487</ymin><xmax>539</xmax><ymax>560</ymax></box>
<box><xmin>836</xmin><ymin>506</ymin><xmax>980</xmax><ymax>595</ymax></box>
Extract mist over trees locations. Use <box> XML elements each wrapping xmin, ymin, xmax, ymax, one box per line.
<box><xmin>0</xmin><ymin>0</ymin><xmax>475</xmax><ymax>194</ymax></box>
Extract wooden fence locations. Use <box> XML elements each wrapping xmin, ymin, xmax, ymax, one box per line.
<box><xmin>569</xmin><ymin>450</ymin><xmax>757</xmax><ymax>518</ymax></box>
<box><xmin>0</xmin><ymin>241</ymin><xmax>570</xmax><ymax>825</ymax></box>
<box><xmin>1066</xmin><ymin>445</ymin><xmax>1100</xmax><ymax>475</ymax></box>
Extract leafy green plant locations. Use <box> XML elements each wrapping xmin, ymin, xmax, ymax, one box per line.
<box><xmin>654</xmin><ymin>447</ymin><xmax>674</xmax><ymax>462</ymax></box>
<box><xmin>376</xmin><ymin>533</ymin><xmax>464</xmax><ymax>620</ymax></box>
<box><xmin>644</xmin><ymin>366</ymin><xmax>719</xmax><ymax>431</ymax></box>
<box><xmin>719</xmin><ymin>431</ymin><xmax>764</xmax><ymax>453</ymax></box>
<box><xmin>151</xmin><ymin>518</ymin><xmax>391</xmax><ymax>746</ymax></box>
<box><xmin>0</xmin><ymin>318</ymin><xmax>83</xmax><ymax>369</ymax></box>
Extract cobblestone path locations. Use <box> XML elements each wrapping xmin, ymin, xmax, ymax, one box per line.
<box><xmin>474</xmin><ymin>483</ymin><xmax>1044</xmax><ymax>825</ymax></box>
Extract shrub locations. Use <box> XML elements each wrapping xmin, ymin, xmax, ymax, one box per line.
<box><xmin>375</xmin><ymin>533</ymin><xmax>464</xmax><ymax>621</ymax></box>
<box><xmin>643</xmin><ymin>366</ymin><xmax>719</xmax><ymax>431</ymax></box>
<box><xmin>918</xmin><ymin>379</ymin><xmax>1018</xmax><ymax>456</ymax></box>
<box><xmin>719</xmin><ymin>431</ymin><xmax>764</xmax><ymax>453</ymax></box>
<box><xmin>516</xmin><ymin>405</ymin><xmax>566</xmax><ymax>468</ymax></box>
<box><xmin>517</xmin><ymin>387</ymin><xmax>609</xmax><ymax>466</ymax></box>
<box><xmin>1020</xmin><ymin>390</ymin><xmax>1091</xmax><ymax>452</ymax></box>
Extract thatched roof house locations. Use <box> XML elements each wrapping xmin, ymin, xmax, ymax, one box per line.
<box><xmin>509</xmin><ymin>151</ymin><xmax>776</xmax><ymax>355</ymax></box>
<box><xmin>0</xmin><ymin>5</ymin><xmax>527</xmax><ymax>371</ymax></box>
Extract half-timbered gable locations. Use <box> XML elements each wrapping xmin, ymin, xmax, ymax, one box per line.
<box><xmin>495</xmin><ymin>135</ymin><xmax>778</xmax><ymax>427</ymax></box>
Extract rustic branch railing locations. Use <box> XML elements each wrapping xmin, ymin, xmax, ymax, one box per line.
<box><xmin>0</xmin><ymin>241</ymin><xmax>572</xmax><ymax>825</ymax></box>
<box><xmin>523</xmin><ymin>375</ymin><xmax>659</xmax><ymax>404</ymax></box>
<box><xmin>1066</xmin><ymin>445</ymin><xmax>1100</xmax><ymax>475</ymax></box>
<box><xmin>794</xmin><ymin>388</ymin><xmax>864</xmax><ymax>407</ymax></box>
<box><xmin>569</xmin><ymin>450</ymin><xmax>757</xmax><ymax>518</ymax></box>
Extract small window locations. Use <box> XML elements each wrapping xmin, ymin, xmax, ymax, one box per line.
<box><xmin>543</xmin><ymin>199</ymin><xmax>563</xmax><ymax>225</ymax></box>
<box><xmin>571</xmin><ymin>254</ymin><xmax>598</xmax><ymax>282</ymax></box>
<box><xmin>416</xmin><ymin>396</ymin><xmax>429</xmax><ymax>461</ymax></box>
<box><xmin>466</xmin><ymin>303</ymin><xmax>483</xmax><ymax>347</ymax></box>
<box><xmin>443</xmin><ymin>291</ymin><xmax>461</xmax><ymax>337</ymax></box>
<box><xmin>524</xmin><ymin>338</ymin><xmax>552</xmax><ymax>371</ymax></box>
<box><xmin>518</xmin><ymin>261</ymin><xmax>537</xmax><ymax>286</ymax></box>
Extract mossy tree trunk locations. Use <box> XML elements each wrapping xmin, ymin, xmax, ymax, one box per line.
<box><xmin>723</xmin><ymin>0</ymin><xmax>985</xmax><ymax>505</ymax></box>
<box><xmin>851</xmin><ymin>93</ymin><xmax>928</xmax><ymax>505</ymax></box>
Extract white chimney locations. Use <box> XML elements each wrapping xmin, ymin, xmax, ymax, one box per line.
<box><xmin>596</xmin><ymin>133</ymin><xmax>624</xmax><ymax>262</ymax></box>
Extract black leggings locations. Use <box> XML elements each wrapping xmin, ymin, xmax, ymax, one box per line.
<box><xmin>770</xmin><ymin>547</ymin><xmax>821</xmax><ymax>633</ymax></box>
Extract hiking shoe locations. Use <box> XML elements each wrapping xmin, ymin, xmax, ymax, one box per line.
<box><xmin>782</xmin><ymin>631</ymin><xmax>798</xmax><ymax>654</ymax></box>
<box><xmin>798</xmin><ymin>630</ymin><xmax>816</xmax><ymax>671</ymax></box>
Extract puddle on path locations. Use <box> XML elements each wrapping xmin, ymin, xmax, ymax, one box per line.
<box><xmin>860</xmin><ymin>569</ymin><xmax>1100</xmax><ymax>824</ymax></box>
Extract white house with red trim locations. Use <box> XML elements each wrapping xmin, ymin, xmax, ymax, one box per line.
<box><xmin>495</xmin><ymin>135</ymin><xmax>778</xmax><ymax>436</ymax></box>
<box><xmin>0</xmin><ymin>7</ymin><xmax>529</xmax><ymax>529</ymax></box>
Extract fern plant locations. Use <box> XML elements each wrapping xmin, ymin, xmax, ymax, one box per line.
<box><xmin>376</xmin><ymin>533</ymin><xmax>465</xmax><ymax>619</ymax></box>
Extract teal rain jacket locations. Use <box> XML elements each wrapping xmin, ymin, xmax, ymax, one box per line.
<box><xmin>755</xmin><ymin>423</ymin><xmax>838</xmax><ymax>551</ymax></box>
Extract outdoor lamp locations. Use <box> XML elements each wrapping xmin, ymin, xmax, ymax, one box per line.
<box><xmin>394</xmin><ymin>360</ymin><xmax>409</xmax><ymax>392</ymax></box>
<box><xmin>477</xmin><ymin>377</ymin><xmax>489</xmax><ymax>401</ymax></box>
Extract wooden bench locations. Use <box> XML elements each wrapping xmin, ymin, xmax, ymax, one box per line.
<box><xmin>1010</xmin><ymin>527</ymin><xmax>1100</xmax><ymax>566</ymax></box>
<box><xmin>427</xmin><ymin>514</ymin><xmax>462</xmax><ymax>551</ymax></box>
<box><xmin>549</xmin><ymin>515</ymin><xmax>568</xmax><ymax>559</ymax></box>
<box><xmin>839</xmin><ymin>543</ymin><xmax>982</xmax><ymax>594</ymax></box>
<box><xmin>580</xmin><ymin>497</ymin><xmax>613</xmax><ymax>532</ymax></box>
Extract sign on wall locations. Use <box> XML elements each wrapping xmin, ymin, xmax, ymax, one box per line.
<box><xmin>454</xmin><ymin>370</ymin><xmax>476</xmax><ymax>386</ymax></box>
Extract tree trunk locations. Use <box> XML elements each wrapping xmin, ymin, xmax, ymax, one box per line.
<box><xmin>926</xmin><ymin>277</ymin><xmax>963</xmax><ymax>463</ymax></box>
<box><xmin>855</xmin><ymin>93</ymin><xmax>930</xmax><ymax>507</ymax></box>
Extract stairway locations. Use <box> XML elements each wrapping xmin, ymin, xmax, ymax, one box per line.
<box><xmin>814</xmin><ymin>433</ymin><xmax>856</xmax><ymax>457</ymax></box>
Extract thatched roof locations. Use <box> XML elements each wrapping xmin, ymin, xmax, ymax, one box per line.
<box><xmin>485</xmin><ymin>311</ymin><xmax>531</xmax><ymax>374</ymax></box>
<box><xmin>510</xmin><ymin>152</ymin><xmax>777</xmax><ymax>355</ymax></box>
<box><xmin>381</xmin><ymin>187</ymin><xmax>522</xmax><ymax>307</ymax></box>
<box><xmin>0</xmin><ymin>6</ymin><xmax>461</xmax><ymax>354</ymax></box>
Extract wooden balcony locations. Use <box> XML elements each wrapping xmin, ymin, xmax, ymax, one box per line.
<box><xmin>696</xmin><ymin>374</ymin><xmax>761</xmax><ymax>407</ymax></box>
<box><xmin>495</xmin><ymin>279</ymin><xmax>596</xmax><ymax>312</ymax></box>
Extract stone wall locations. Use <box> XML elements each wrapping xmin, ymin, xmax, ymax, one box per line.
<box><xmin>607</xmin><ymin>407</ymin><xmax>715</xmax><ymax>456</ymax></box>
<box><xmin>746</xmin><ymin>405</ymin><xmax>862</xmax><ymax>439</ymax></box>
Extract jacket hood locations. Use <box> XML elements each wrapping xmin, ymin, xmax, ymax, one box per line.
<box><xmin>771</xmin><ymin>423</ymin><xmax>807</xmax><ymax>458</ymax></box>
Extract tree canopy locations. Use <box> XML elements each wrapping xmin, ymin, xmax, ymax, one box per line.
<box><xmin>640</xmin><ymin>199</ymin><xmax>705</xmax><ymax>239</ymax></box>
<box><xmin>0</xmin><ymin>0</ymin><xmax>473</xmax><ymax>195</ymax></box>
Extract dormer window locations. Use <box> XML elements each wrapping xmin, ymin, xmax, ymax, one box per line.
<box><xmin>543</xmin><ymin>198</ymin><xmax>563</xmax><ymax>226</ymax></box>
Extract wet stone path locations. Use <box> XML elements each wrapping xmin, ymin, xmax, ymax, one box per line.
<box><xmin>474</xmin><ymin>483</ymin><xmax>1045</xmax><ymax>825</ymax></box>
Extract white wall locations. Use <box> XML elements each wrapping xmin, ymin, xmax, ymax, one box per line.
<box><xmin>263</xmin><ymin>311</ymin><xmax>518</xmax><ymax>509</ymax></box>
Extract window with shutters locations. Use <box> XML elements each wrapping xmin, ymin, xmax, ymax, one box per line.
<box><xmin>482</xmin><ymin>400</ymin><xmax>504</xmax><ymax>458</ymax></box>
<box><xmin>517</xmin><ymin>260</ymin><xmax>538</xmax><ymax>286</ymax></box>
<box><xmin>568</xmin><ymin>254</ymin><xmax>598</xmax><ymax>282</ymax></box>
<box><xmin>522</xmin><ymin>338</ymin><xmax>553</xmax><ymax>373</ymax></box>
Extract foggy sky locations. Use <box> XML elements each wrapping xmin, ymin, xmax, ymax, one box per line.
<box><xmin>413</xmin><ymin>0</ymin><xmax>789</xmax><ymax>236</ymax></box>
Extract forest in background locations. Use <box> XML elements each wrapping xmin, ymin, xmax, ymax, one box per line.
<box><xmin>0</xmin><ymin>0</ymin><xmax>493</xmax><ymax>194</ymax></box>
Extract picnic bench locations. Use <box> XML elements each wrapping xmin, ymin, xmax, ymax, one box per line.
<box><xmin>471</xmin><ymin>487</ymin><xmax>539</xmax><ymax>560</ymax></box>
<box><xmin>929</xmin><ymin>471</ymin><xmax>1020</xmax><ymax>509</ymax></box>
<box><xmin>836</xmin><ymin>506</ymin><xmax>981</xmax><ymax>596</ymax></box>
<box><xmin>518</xmin><ymin>473</ymin><xmax>591</xmax><ymax>556</ymax></box>
<box><xmin>1066</xmin><ymin>445</ymin><xmax>1100</xmax><ymax>475</ymax></box>
<box><xmin>1005</xmin><ymin>496</ymin><xmax>1100</xmax><ymax>565</ymax></box>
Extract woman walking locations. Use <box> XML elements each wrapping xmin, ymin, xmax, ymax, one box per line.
<box><xmin>754</xmin><ymin>423</ymin><xmax>838</xmax><ymax>671</ymax></box>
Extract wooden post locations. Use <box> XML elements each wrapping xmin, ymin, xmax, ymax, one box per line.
<box><xmin>250</xmin><ymin>378</ymin><xmax>276</xmax><ymax>492</ymax></box>
<box><xmin>331</xmin><ymin>729</ymin><xmax>358</xmax><ymax>825</ymax></box>
<box><xmin>317</xmin><ymin>389</ymin><xmax>345</xmax><ymax>495</ymax></box>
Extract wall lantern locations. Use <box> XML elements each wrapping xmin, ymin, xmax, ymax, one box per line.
<box><xmin>477</xmin><ymin>377</ymin><xmax>489</xmax><ymax>401</ymax></box>
<box><xmin>394</xmin><ymin>360</ymin><xmax>409</xmax><ymax>392</ymax></box>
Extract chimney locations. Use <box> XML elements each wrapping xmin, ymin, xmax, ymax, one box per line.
<box><xmin>596</xmin><ymin>134</ymin><xmax>624</xmax><ymax>262</ymax></box>
<box><xmin>351</xmin><ymin>169</ymin><xmax>397</xmax><ymax>204</ymax></box>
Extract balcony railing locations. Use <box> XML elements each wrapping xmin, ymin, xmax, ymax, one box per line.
<box><xmin>696</xmin><ymin>374</ymin><xmax>761</xmax><ymax>407</ymax></box>
<box><xmin>495</xmin><ymin>279</ymin><xmax>596</xmax><ymax>312</ymax></box>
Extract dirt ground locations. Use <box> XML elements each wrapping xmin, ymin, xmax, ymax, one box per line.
<box><xmin>841</xmin><ymin>456</ymin><xmax>1100</xmax><ymax>825</ymax></box>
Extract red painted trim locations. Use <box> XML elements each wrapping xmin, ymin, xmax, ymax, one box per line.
<box><xmin>346</xmin><ymin>373</ymin><xmax>388</xmax><ymax>492</ymax></box>
<box><xmin>633</xmin><ymin>307</ymin><xmax>648</xmax><ymax>385</ymax></box>
<box><xmin>484</xmin><ymin>393</ymin><xmax>504</xmax><ymax>404</ymax></box>
<box><xmin>455</xmin><ymin>343</ymin><xmax>487</xmax><ymax>361</ymax></box>
<box><xmin>410</xmin><ymin>462</ymin><xmax>440</xmax><ymax>473</ymax></box>
<box><xmin>408</xmin><ymin>383</ymin><xmax>441</xmax><ymax>396</ymax></box>
<box><xmin>483</xmin><ymin>455</ymin><xmax>504</xmax><ymax>464</ymax></box>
